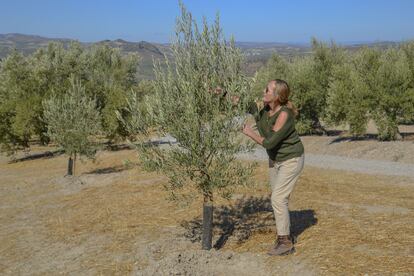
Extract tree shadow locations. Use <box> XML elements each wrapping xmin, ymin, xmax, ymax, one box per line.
<box><xmin>326</xmin><ymin>130</ymin><xmax>344</xmax><ymax>136</ymax></box>
<box><xmin>104</xmin><ymin>143</ymin><xmax>134</xmax><ymax>152</ymax></box>
<box><xmin>329</xmin><ymin>134</ymin><xmax>379</xmax><ymax>144</ymax></box>
<box><xmin>401</xmin><ymin>132</ymin><xmax>414</xmax><ymax>141</ymax></box>
<box><xmin>142</xmin><ymin>140</ymin><xmax>178</xmax><ymax>146</ymax></box>
<box><xmin>180</xmin><ymin>196</ymin><xmax>317</xmax><ymax>249</ymax></box>
<box><xmin>9</xmin><ymin>149</ymin><xmax>65</xmax><ymax>163</ymax></box>
<box><xmin>329</xmin><ymin>131</ymin><xmax>414</xmax><ymax>144</ymax></box>
<box><xmin>84</xmin><ymin>164</ymin><xmax>131</xmax><ymax>175</ymax></box>
<box><xmin>104</xmin><ymin>139</ymin><xmax>179</xmax><ymax>152</ymax></box>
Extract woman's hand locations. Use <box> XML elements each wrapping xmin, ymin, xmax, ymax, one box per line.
<box><xmin>242</xmin><ymin>123</ymin><xmax>254</xmax><ymax>137</ymax></box>
<box><xmin>242</xmin><ymin>122</ymin><xmax>265</xmax><ymax>145</ymax></box>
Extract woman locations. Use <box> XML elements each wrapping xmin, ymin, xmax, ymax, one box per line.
<box><xmin>242</xmin><ymin>79</ymin><xmax>305</xmax><ymax>256</ymax></box>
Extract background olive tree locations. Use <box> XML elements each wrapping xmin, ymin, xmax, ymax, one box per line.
<box><xmin>325</xmin><ymin>51</ymin><xmax>373</xmax><ymax>136</ymax></box>
<box><xmin>372</xmin><ymin>47</ymin><xmax>413</xmax><ymax>140</ymax></box>
<box><xmin>121</xmin><ymin>3</ymin><xmax>256</xmax><ymax>250</ymax></box>
<box><xmin>0</xmin><ymin>50</ymin><xmax>36</xmax><ymax>154</ymax></box>
<box><xmin>42</xmin><ymin>77</ymin><xmax>102</xmax><ymax>176</ymax></box>
<box><xmin>289</xmin><ymin>39</ymin><xmax>345</xmax><ymax>134</ymax></box>
<box><xmin>325</xmin><ymin>46</ymin><xmax>414</xmax><ymax>140</ymax></box>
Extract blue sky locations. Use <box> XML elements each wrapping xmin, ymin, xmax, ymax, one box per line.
<box><xmin>1</xmin><ymin>0</ymin><xmax>413</xmax><ymax>43</ymax></box>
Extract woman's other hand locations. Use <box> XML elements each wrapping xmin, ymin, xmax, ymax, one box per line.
<box><xmin>231</xmin><ymin>95</ymin><xmax>240</xmax><ymax>105</ymax></box>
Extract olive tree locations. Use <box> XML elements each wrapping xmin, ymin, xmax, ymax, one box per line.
<box><xmin>0</xmin><ymin>50</ymin><xmax>36</xmax><ymax>154</ymax></box>
<box><xmin>322</xmin><ymin>45</ymin><xmax>414</xmax><ymax>140</ymax></box>
<box><xmin>42</xmin><ymin>77</ymin><xmax>102</xmax><ymax>176</ymax></box>
<box><xmin>121</xmin><ymin>3</ymin><xmax>256</xmax><ymax>250</ymax></box>
<box><xmin>325</xmin><ymin>56</ymin><xmax>372</xmax><ymax>136</ymax></box>
<box><xmin>400</xmin><ymin>41</ymin><xmax>414</xmax><ymax>124</ymax></box>
<box><xmin>304</xmin><ymin>38</ymin><xmax>345</xmax><ymax>133</ymax></box>
<box><xmin>288</xmin><ymin>56</ymin><xmax>318</xmax><ymax>134</ymax></box>
<box><xmin>372</xmin><ymin>47</ymin><xmax>413</xmax><ymax>140</ymax></box>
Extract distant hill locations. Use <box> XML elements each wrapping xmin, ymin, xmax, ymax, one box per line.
<box><xmin>0</xmin><ymin>33</ymin><xmax>170</xmax><ymax>79</ymax></box>
<box><xmin>93</xmin><ymin>39</ymin><xmax>171</xmax><ymax>79</ymax></box>
<box><xmin>95</xmin><ymin>39</ymin><xmax>163</xmax><ymax>55</ymax></box>
<box><xmin>0</xmin><ymin>33</ymin><xmax>73</xmax><ymax>57</ymax></box>
<box><xmin>0</xmin><ymin>33</ymin><xmax>403</xmax><ymax>79</ymax></box>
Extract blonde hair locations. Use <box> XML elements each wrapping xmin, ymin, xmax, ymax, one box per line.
<box><xmin>269</xmin><ymin>79</ymin><xmax>299</xmax><ymax>118</ymax></box>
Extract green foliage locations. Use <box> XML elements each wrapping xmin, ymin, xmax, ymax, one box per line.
<box><xmin>301</xmin><ymin>39</ymin><xmax>345</xmax><ymax>132</ymax></box>
<box><xmin>82</xmin><ymin>44</ymin><xmax>139</xmax><ymax>139</ymax></box>
<box><xmin>133</xmin><ymin>79</ymin><xmax>155</xmax><ymax>101</ymax></box>
<box><xmin>0</xmin><ymin>50</ymin><xmax>34</xmax><ymax>153</ymax></box>
<box><xmin>288</xmin><ymin>56</ymin><xmax>319</xmax><ymax>134</ymax></box>
<box><xmin>122</xmin><ymin>3</ymin><xmax>256</xmax><ymax>203</ymax></box>
<box><xmin>373</xmin><ymin>47</ymin><xmax>413</xmax><ymax>140</ymax></box>
<box><xmin>0</xmin><ymin>41</ymin><xmax>140</xmax><ymax>154</ymax></box>
<box><xmin>325</xmin><ymin>53</ymin><xmax>372</xmax><ymax>136</ymax></box>
<box><xmin>253</xmin><ymin>38</ymin><xmax>414</xmax><ymax>140</ymax></box>
<box><xmin>42</xmin><ymin>77</ymin><xmax>102</xmax><ymax>159</ymax></box>
<box><xmin>326</xmin><ymin>46</ymin><xmax>413</xmax><ymax>140</ymax></box>
<box><xmin>401</xmin><ymin>41</ymin><xmax>414</xmax><ymax>88</ymax></box>
<box><xmin>399</xmin><ymin>41</ymin><xmax>414</xmax><ymax>124</ymax></box>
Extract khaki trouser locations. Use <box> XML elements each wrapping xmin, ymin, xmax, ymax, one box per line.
<box><xmin>269</xmin><ymin>154</ymin><xmax>305</xmax><ymax>236</ymax></box>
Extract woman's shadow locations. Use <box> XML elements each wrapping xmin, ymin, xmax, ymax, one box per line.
<box><xmin>180</xmin><ymin>196</ymin><xmax>318</xmax><ymax>249</ymax></box>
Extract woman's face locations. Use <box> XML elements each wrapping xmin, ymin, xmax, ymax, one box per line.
<box><xmin>262</xmin><ymin>82</ymin><xmax>277</xmax><ymax>104</ymax></box>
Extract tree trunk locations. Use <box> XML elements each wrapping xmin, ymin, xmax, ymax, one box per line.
<box><xmin>202</xmin><ymin>195</ymin><xmax>214</xmax><ymax>250</ymax></box>
<box><xmin>395</xmin><ymin>126</ymin><xmax>403</xmax><ymax>141</ymax></box>
<box><xmin>312</xmin><ymin>118</ymin><xmax>328</xmax><ymax>135</ymax></box>
<box><xmin>67</xmin><ymin>156</ymin><xmax>73</xmax><ymax>176</ymax></box>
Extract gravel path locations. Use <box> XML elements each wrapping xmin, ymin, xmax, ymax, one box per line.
<box><xmin>238</xmin><ymin>147</ymin><xmax>414</xmax><ymax>179</ymax></box>
<box><xmin>152</xmin><ymin>135</ymin><xmax>414</xmax><ymax>179</ymax></box>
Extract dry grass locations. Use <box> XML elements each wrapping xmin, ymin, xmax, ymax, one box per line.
<box><xmin>0</xmin><ymin>148</ymin><xmax>413</xmax><ymax>275</ymax></box>
<box><xmin>229</xmin><ymin>165</ymin><xmax>414</xmax><ymax>274</ymax></box>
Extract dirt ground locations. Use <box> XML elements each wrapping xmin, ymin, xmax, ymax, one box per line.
<box><xmin>1</xmin><ymin>138</ymin><xmax>413</xmax><ymax>275</ymax></box>
<box><xmin>298</xmin><ymin>120</ymin><xmax>414</xmax><ymax>164</ymax></box>
<box><xmin>301</xmin><ymin>134</ymin><xmax>414</xmax><ymax>164</ymax></box>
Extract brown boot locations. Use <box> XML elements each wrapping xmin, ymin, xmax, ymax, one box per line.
<box><xmin>267</xmin><ymin>235</ymin><xmax>295</xmax><ymax>256</ymax></box>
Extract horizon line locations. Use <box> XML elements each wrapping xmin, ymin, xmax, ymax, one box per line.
<box><xmin>1</xmin><ymin>32</ymin><xmax>412</xmax><ymax>46</ymax></box>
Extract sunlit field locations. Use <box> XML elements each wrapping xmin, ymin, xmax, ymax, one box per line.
<box><xmin>1</xmin><ymin>146</ymin><xmax>413</xmax><ymax>275</ymax></box>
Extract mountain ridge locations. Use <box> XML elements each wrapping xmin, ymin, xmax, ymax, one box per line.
<box><xmin>0</xmin><ymin>33</ymin><xmax>404</xmax><ymax>79</ymax></box>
